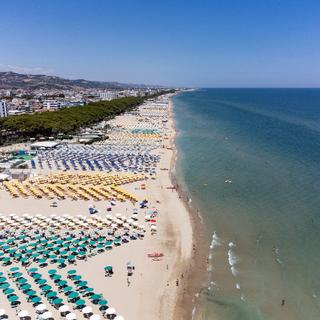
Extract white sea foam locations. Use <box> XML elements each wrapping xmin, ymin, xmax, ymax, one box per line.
<box><xmin>229</xmin><ymin>241</ymin><xmax>236</xmax><ymax>248</ymax></box>
<box><xmin>236</xmin><ymin>283</ymin><xmax>241</xmax><ymax>290</ymax></box>
<box><xmin>210</xmin><ymin>232</ymin><xmax>221</xmax><ymax>249</ymax></box>
<box><xmin>231</xmin><ymin>266</ymin><xmax>239</xmax><ymax>276</ymax></box>
<box><xmin>228</xmin><ymin>249</ymin><xmax>238</xmax><ymax>266</ymax></box>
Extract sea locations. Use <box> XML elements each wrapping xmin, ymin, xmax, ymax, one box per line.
<box><xmin>172</xmin><ymin>89</ymin><xmax>320</xmax><ymax>320</ymax></box>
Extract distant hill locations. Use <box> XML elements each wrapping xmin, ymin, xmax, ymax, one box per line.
<box><xmin>0</xmin><ymin>72</ymin><xmax>152</xmax><ymax>90</ymax></box>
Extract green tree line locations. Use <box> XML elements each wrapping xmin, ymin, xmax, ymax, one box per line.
<box><xmin>0</xmin><ymin>90</ymin><xmax>175</xmax><ymax>145</ymax></box>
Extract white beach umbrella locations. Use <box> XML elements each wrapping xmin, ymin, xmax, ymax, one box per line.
<box><xmin>105</xmin><ymin>308</ymin><xmax>116</xmax><ymax>315</ymax></box>
<box><xmin>82</xmin><ymin>306</ymin><xmax>93</xmax><ymax>314</ymax></box>
<box><xmin>66</xmin><ymin>313</ymin><xmax>77</xmax><ymax>320</ymax></box>
<box><xmin>0</xmin><ymin>309</ymin><xmax>6</xmax><ymax>316</ymax></box>
<box><xmin>114</xmin><ymin>316</ymin><xmax>125</xmax><ymax>320</ymax></box>
<box><xmin>18</xmin><ymin>310</ymin><xmax>29</xmax><ymax>318</ymax></box>
<box><xmin>89</xmin><ymin>315</ymin><xmax>100</xmax><ymax>320</ymax></box>
<box><xmin>59</xmin><ymin>305</ymin><xmax>69</xmax><ymax>313</ymax></box>
<box><xmin>42</xmin><ymin>311</ymin><xmax>53</xmax><ymax>319</ymax></box>
<box><xmin>35</xmin><ymin>304</ymin><xmax>47</xmax><ymax>313</ymax></box>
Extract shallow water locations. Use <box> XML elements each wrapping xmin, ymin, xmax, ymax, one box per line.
<box><xmin>173</xmin><ymin>89</ymin><xmax>320</xmax><ymax>320</ymax></box>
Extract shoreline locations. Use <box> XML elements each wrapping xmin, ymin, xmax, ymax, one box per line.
<box><xmin>168</xmin><ymin>96</ymin><xmax>209</xmax><ymax>319</ymax></box>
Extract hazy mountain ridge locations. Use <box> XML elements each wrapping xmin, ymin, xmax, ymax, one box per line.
<box><xmin>0</xmin><ymin>72</ymin><xmax>152</xmax><ymax>90</ymax></box>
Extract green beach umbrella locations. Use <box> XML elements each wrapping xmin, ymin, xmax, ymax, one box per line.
<box><xmin>91</xmin><ymin>294</ymin><xmax>102</xmax><ymax>300</ymax></box>
<box><xmin>26</xmin><ymin>289</ymin><xmax>36</xmax><ymax>296</ymax></box>
<box><xmin>48</xmin><ymin>269</ymin><xmax>57</xmax><ymax>275</ymax></box>
<box><xmin>52</xmin><ymin>274</ymin><xmax>61</xmax><ymax>281</ymax></box>
<box><xmin>53</xmin><ymin>298</ymin><xmax>63</xmax><ymax>305</ymax></box>
<box><xmin>68</xmin><ymin>291</ymin><xmax>79</xmax><ymax>299</ymax></box>
<box><xmin>73</xmin><ymin>275</ymin><xmax>81</xmax><ymax>281</ymax></box>
<box><xmin>9</xmin><ymin>267</ymin><xmax>19</xmax><ymax>272</ymax></box>
<box><xmin>12</xmin><ymin>272</ymin><xmax>23</xmax><ymax>278</ymax></box>
<box><xmin>58</xmin><ymin>280</ymin><xmax>67</xmax><ymax>287</ymax></box>
<box><xmin>67</xmin><ymin>269</ymin><xmax>76</xmax><ymax>275</ymax></box>
<box><xmin>57</xmin><ymin>258</ymin><xmax>65</xmax><ymax>264</ymax></box>
<box><xmin>32</xmin><ymin>273</ymin><xmax>42</xmax><ymax>279</ymax></box>
<box><xmin>75</xmin><ymin>299</ymin><xmax>85</xmax><ymax>306</ymax></box>
<box><xmin>17</xmin><ymin>278</ymin><xmax>27</xmax><ymax>284</ymax></box>
<box><xmin>77</xmin><ymin>281</ymin><xmax>88</xmax><ymax>287</ymax></box>
<box><xmin>28</xmin><ymin>268</ymin><xmax>38</xmax><ymax>273</ymax></box>
<box><xmin>31</xmin><ymin>296</ymin><xmax>41</xmax><ymax>303</ymax></box>
<box><xmin>8</xmin><ymin>294</ymin><xmax>19</xmax><ymax>302</ymax></box>
<box><xmin>4</xmin><ymin>288</ymin><xmax>14</xmax><ymax>295</ymax></box>
<box><xmin>36</xmin><ymin>278</ymin><xmax>47</xmax><ymax>285</ymax></box>
<box><xmin>63</xmin><ymin>286</ymin><xmax>72</xmax><ymax>293</ymax></box>
<box><xmin>99</xmin><ymin>299</ymin><xmax>108</xmax><ymax>306</ymax></box>
<box><xmin>42</xmin><ymin>285</ymin><xmax>52</xmax><ymax>292</ymax></box>
<box><xmin>47</xmin><ymin>291</ymin><xmax>57</xmax><ymax>298</ymax></box>
<box><xmin>21</xmin><ymin>284</ymin><xmax>31</xmax><ymax>291</ymax></box>
<box><xmin>0</xmin><ymin>282</ymin><xmax>10</xmax><ymax>289</ymax></box>
<box><xmin>0</xmin><ymin>277</ymin><xmax>7</xmax><ymax>283</ymax></box>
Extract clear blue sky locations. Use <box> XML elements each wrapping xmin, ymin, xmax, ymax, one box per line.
<box><xmin>0</xmin><ymin>0</ymin><xmax>319</xmax><ymax>87</ymax></box>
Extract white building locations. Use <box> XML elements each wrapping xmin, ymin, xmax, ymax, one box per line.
<box><xmin>42</xmin><ymin>99</ymin><xmax>60</xmax><ymax>110</ymax></box>
<box><xmin>0</xmin><ymin>101</ymin><xmax>8</xmax><ymax>118</ymax></box>
<box><xmin>99</xmin><ymin>91</ymin><xmax>118</xmax><ymax>101</ymax></box>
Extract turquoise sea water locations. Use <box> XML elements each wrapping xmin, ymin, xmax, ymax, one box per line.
<box><xmin>172</xmin><ymin>89</ymin><xmax>320</xmax><ymax>320</ymax></box>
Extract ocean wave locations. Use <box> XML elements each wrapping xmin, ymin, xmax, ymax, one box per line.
<box><xmin>210</xmin><ymin>232</ymin><xmax>221</xmax><ymax>249</ymax></box>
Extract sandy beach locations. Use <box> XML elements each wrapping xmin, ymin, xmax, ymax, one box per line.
<box><xmin>0</xmin><ymin>93</ymin><xmax>205</xmax><ymax>320</ymax></box>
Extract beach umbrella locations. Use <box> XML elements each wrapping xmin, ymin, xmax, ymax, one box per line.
<box><xmin>63</xmin><ymin>286</ymin><xmax>73</xmax><ymax>293</ymax></box>
<box><xmin>73</xmin><ymin>275</ymin><xmax>81</xmax><ymax>281</ymax></box>
<box><xmin>4</xmin><ymin>288</ymin><xmax>14</xmax><ymax>295</ymax></box>
<box><xmin>91</xmin><ymin>293</ymin><xmax>102</xmax><ymax>301</ymax></box>
<box><xmin>35</xmin><ymin>303</ymin><xmax>47</xmax><ymax>313</ymax></box>
<box><xmin>66</xmin><ymin>313</ymin><xmax>77</xmax><ymax>320</ymax></box>
<box><xmin>31</xmin><ymin>296</ymin><xmax>41</xmax><ymax>304</ymax></box>
<box><xmin>37</xmin><ymin>278</ymin><xmax>47</xmax><ymax>285</ymax></box>
<box><xmin>105</xmin><ymin>308</ymin><xmax>116</xmax><ymax>316</ymax></box>
<box><xmin>48</xmin><ymin>269</ymin><xmax>57</xmax><ymax>275</ymax></box>
<box><xmin>21</xmin><ymin>283</ymin><xmax>31</xmax><ymax>291</ymax></box>
<box><xmin>53</xmin><ymin>298</ymin><xmax>63</xmax><ymax>305</ymax></box>
<box><xmin>46</xmin><ymin>291</ymin><xmax>57</xmax><ymax>299</ymax></box>
<box><xmin>9</xmin><ymin>266</ymin><xmax>19</xmax><ymax>272</ymax></box>
<box><xmin>90</xmin><ymin>315</ymin><xmax>100</xmax><ymax>320</ymax></box>
<box><xmin>18</xmin><ymin>277</ymin><xmax>27</xmax><ymax>284</ymax></box>
<box><xmin>18</xmin><ymin>310</ymin><xmax>29</xmax><ymax>318</ymax></box>
<box><xmin>58</xmin><ymin>280</ymin><xmax>67</xmax><ymax>287</ymax></box>
<box><xmin>12</xmin><ymin>272</ymin><xmax>23</xmax><ymax>278</ymax></box>
<box><xmin>75</xmin><ymin>299</ymin><xmax>85</xmax><ymax>307</ymax></box>
<box><xmin>28</xmin><ymin>267</ymin><xmax>38</xmax><ymax>273</ymax></box>
<box><xmin>8</xmin><ymin>294</ymin><xmax>19</xmax><ymax>302</ymax></box>
<box><xmin>68</xmin><ymin>291</ymin><xmax>79</xmax><ymax>299</ymax></box>
<box><xmin>59</xmin><ymin>305</ymin><xmax>69</xmax><ymax>313</ymax></box>
<box><xmin>82</xmin><ymin>306</ymin><xmax>92</xmax><ymax>314</ymax></box>
<box><xmin>42</xmin><ymin>311</ymin><xmax>53</xmax><ymax>319</ymax></box>
<box><xmin>0</xmin><ymin>310</ymin><xmax>6</xmax><ymax>316</ymax></box>
<box><xmin>0</xmin><ymin>282</ymin><xmax>10</xmax><ymax>289</ymax></box>
<box><xmin>99</xmin><ymin>299</ymin><xmax>108</xmax><ymax>306</ymax></box>
<box><xmin>42</xmin><ymin>285</ymin><xmax>52</xmax><ymax>292</ymax></box>
<box><xmin>68</xmin><ymin>269</ymin><xmax>77</xmax><ymax>275</ymax></box>
<box><xmin>114</xmin><ymin>316</ymin><xmax>125</xmax><ymax>320</ymax></box>
<box><xmin>26</xmin><ymin>289</ymin><xmax>36</xmax><ymax>296</ymax></box>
